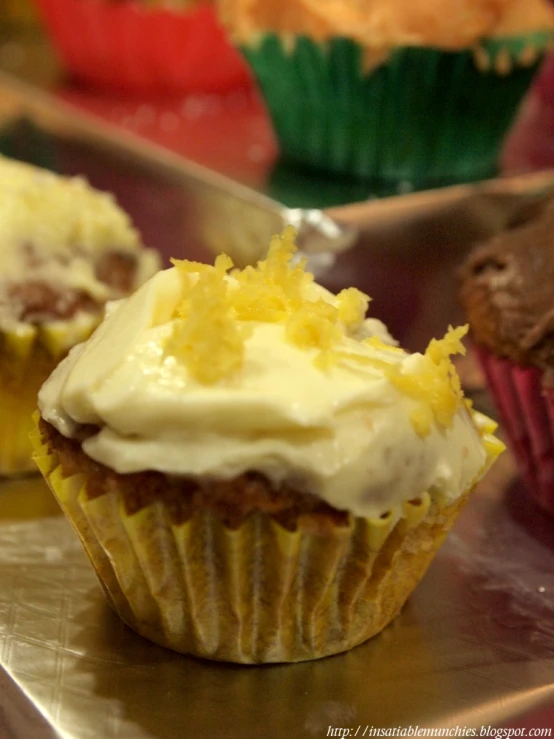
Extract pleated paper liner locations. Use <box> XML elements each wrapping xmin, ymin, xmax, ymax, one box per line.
<box><xmin>476</xmin><ymin>344</ymin><xmax>554</xmax><ymax>516</ymax></box>
<box><xmin>33</xmin><ymin>0</ymin><xmax>252</xmax><ymax>94</ymax></box>
<box><xmin>31</xmin><ymin>417</ymin><xmax>487</xmax><ymax>664</ymax></box>
<box><xmin>241</xmin><ymin>32</ymin><xmax>552</xmax><ymax>187</ymax></box>
<box><xmin>0</xmin><ymin>317</ymin><xmax>97</xmax><ymax>476</ymax></box>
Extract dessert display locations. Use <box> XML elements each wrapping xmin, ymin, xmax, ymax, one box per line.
<box><xmin>460</xmin><ymin>198</ymin><xmax>554</xmax><ymax>515</ymax></box>
<box><xmin>218</xmin><ymin>0</ymin><xmax>554</xmax><ymax>187</ymax></box>
<box><xmin>0</xmin><ymin>155</ymin><xmax>160</xmax><ymax>475</ymax></box>
<box><xmin>33</xmin><ymin>0</ymin><xmax>251</xmax><ymax>93</ymax></box>
<box><xmin>33</xmin><ymin>227</ymin><xmax>503</xmax><ymax>663</ymax></box>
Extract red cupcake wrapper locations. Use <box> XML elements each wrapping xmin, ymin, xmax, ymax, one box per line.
<box><xmin>475</xmin><ymin>345</ymin><xmax>554</xmax><ymax>514</ymax></box>
<box><xmin>34</xmin><ymin>0</ymin><xmax>251</xmax><ymax>93</ymax></box>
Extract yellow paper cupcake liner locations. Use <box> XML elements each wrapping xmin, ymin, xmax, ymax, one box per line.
<box><xmin>31</xmin><ymin>419</ymin><xmax>480</xmax><ymax>663</ymax></box>
<box><xmin>0</xmin><ymin>318</ymin><xmax>98</xmax><ymax>476</ymax></box>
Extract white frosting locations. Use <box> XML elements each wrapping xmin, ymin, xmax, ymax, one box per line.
<box><xmin>38</xmin><ymin>266</ymin><xmax>494</xmax><ymax>519</ymax></box>
<box><xmin>0</xmin><ymin>156</ymin><xmax>160</xmax><ymax>330</ymax></box>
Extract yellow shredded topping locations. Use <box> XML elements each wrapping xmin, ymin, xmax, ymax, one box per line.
<box><xmin>389</xmin><ymin>325</ymin><xmax>468</xmax><ymax>437</ymax></box>
<box><xmin>285</xmin><ymin>300</ymin><xmax>342</xmax><ymax>350</ymax></box>
<box><xmin>166</xmin><ymin>229</ymin><xmax>471</xmax><ymax>437</ymax></box>
<box><xmin>336</xmin><ymin>326</ymin><xmax>468</xmax><ymax>436</ymax></box>
<box><xmin>337</xmin><ymin>287</ymin><xmax>370</xmax><ymax>330</ymax></box>
<box><xmin>167</xmin><ymin>226</ymin><xmax>372</xmax><ymax>383</ymax></box>
<box><xmin>167</xmin><ymin>253</ymin><xmax>249</xmax><ymax>384</ymax></box>
<box><xmin>230</xmin><ymin>228</ymin><xmax>311</xmax><ymax>323</ymax></box>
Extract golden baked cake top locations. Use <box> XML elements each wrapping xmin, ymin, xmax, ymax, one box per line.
<box><xmin>219</xmin><ymin>0</ymin><xmax>554</xmax><ymax>48</ymax></box>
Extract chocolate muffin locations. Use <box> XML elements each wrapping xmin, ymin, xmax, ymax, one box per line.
<box><xmin>459</xmin><ymin>197</ymin><xmax>554</xmax><ymax>513</ymax></box>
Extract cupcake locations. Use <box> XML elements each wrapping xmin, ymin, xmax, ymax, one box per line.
<box><xmin>460</xmin><ymin>199</ymin><xmax>554</xmax><ymax>516</ymax></box>
<box><xmin>218</xmin><ymin>0</ymin><xmax>554</xmax><ymax>187</ymax></box>
<box><xmin>32</xmin><ymin>227</ymin><xmax>503</xmax><ymax>663</ymax></box>
<box><xmin>33</xmin><ymin>0</ymin><xmax>251</xmax><ymax>93</ymax></box>
<box><xmin>0</xmin><ymin>155</ymin><xmax>160</xmax><ymax>475</ymax></box>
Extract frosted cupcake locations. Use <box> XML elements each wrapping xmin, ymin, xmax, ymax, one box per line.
<box><xmin>33</xmin><ymin>228</ymin><xmax>503</xmax><ymax>663</ymax></box>
<box><xmin>218</xmin><ymin>0</ymin><xmax>554</xmax><ymax>186</ymax></box>
<box><xmin>460</xmin><ymin>198</ymin><xmax>554</xmax><ymax>515</ymax></box>
<box><xmin>0</xmin><ymin>156</ymin><xmax>160</xmax><ymax>475</ymax></box>
<box><xmin>34</xmin><ymin>0</ymin><xmax>251</xmax><ymax>93</ymax></box>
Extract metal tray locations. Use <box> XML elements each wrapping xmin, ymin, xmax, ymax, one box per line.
<box><xmin>1</xmin><ymin>41</ymin><xmax>554</xmax><ymax>737</ymax></box>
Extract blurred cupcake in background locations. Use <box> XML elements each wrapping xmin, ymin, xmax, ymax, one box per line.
<box><xmin>459</xmin><ymin>198</ymin><xmax>554</xmax><ymax>516</ymax></box>
<box><xmin>0</xmin><ymin>155</ymin><xmax>160</xmax><ymax>476</ymax></box>
<box><xmin>218</xmin><ymin>0</ymin><xmax>554</xmax><ymax>188</ymax></box>
<box><xmin>33</xmin><ymin>0</ymin><xmax>252</xmax><ymax>93</ymax></box>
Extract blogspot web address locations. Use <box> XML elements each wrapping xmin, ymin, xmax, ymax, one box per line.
<box><xmin>325</xmin><ymin>728</ymin><xmax>553</xmax><ymax>738</ymax></box>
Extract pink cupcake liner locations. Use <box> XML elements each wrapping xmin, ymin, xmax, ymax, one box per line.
<box><xmin>34</xmin><ymin>0</ymin><xmax>252</xmax><ymax>94</ymax></box>
<box><xmin>475</xmin><ymin>344</ymin><xmax>554</xmax><ymax>515</ymax></box>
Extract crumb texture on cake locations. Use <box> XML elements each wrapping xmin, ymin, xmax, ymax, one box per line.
<box><xmin>0</xmin><ymin>156</ymin><xmax>160</xmax><ymax>331</ymax></box>
<box><xmin>218</xmin><ymin>0</ymin><xmax>554</xmax><ymax>48</ymax></box>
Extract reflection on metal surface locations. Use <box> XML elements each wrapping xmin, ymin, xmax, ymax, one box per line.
<box><xmin>287</xmin><ymin>207</ymin><xmax>358</xmax><ymax>256</ymax></box>
<box><xmin>0</xmin><ymin>475</ymin><xmax>60</xmax><ymax>521</ymax></box>
<box><xmin>326</xmin><ymin>168</ymin><xmax>554</xmax><ymax>255</ymax></box>
<box><xmin>0</xmin><ymin>70</ymin><xmax>356</xmax><ymax>268</ymax></box>
<box><xmin>1</xmin><ymin>69</ymin><xmax>554</xmax><ymax>271</ymax></box>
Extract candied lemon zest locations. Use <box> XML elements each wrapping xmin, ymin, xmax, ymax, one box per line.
<box><xmin>285</xmin><ymin>300</ymin><xmax>342</xmax><ymax>351</ymax></box>
<box><xmin>387</xmin><ymin>326</ymin><xmax>469</xmax><ymax>437</ymax></box>
<box><xmin>231</xmin><ymin>227</ymin><xmax>313</xmax><ymax>322</ymax></box>
<box><xmin>337</xmin><ymin>287</ymin><xmax>370</xmax><ymax>331</ymax></box>
<box><xmin>165</xmin><ymin>231</ymin><xmax>469</xmax><ymax>436</ymax></box>
<box><xmin>170</xmin><ymin>257</ymin><xmax>213</xmax><ymax>274</ymax></box>
<box><xmin>167</xmin><ymin>252</ymin><xmax>249</xmax><ymax>384</ymax></box>
<box><xmin>410</xmin><ymin>406</ymin><xmax>435</xmax><ymax>437</ymax></box>
<box><xmin>167</xmin><ymin>227</ymin><xmax>372</xmax><ymax>383</ymax></box>
<box><xmin>340</xmin><ymin>326</ymin><xmax>469</xmax><ymax>436</ymax></box>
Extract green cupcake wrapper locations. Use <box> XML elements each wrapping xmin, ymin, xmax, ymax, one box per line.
<box><xmin>242</xmin><ymin>32</ymin><xmax>552</xmax><ymax>188</ymax></box>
